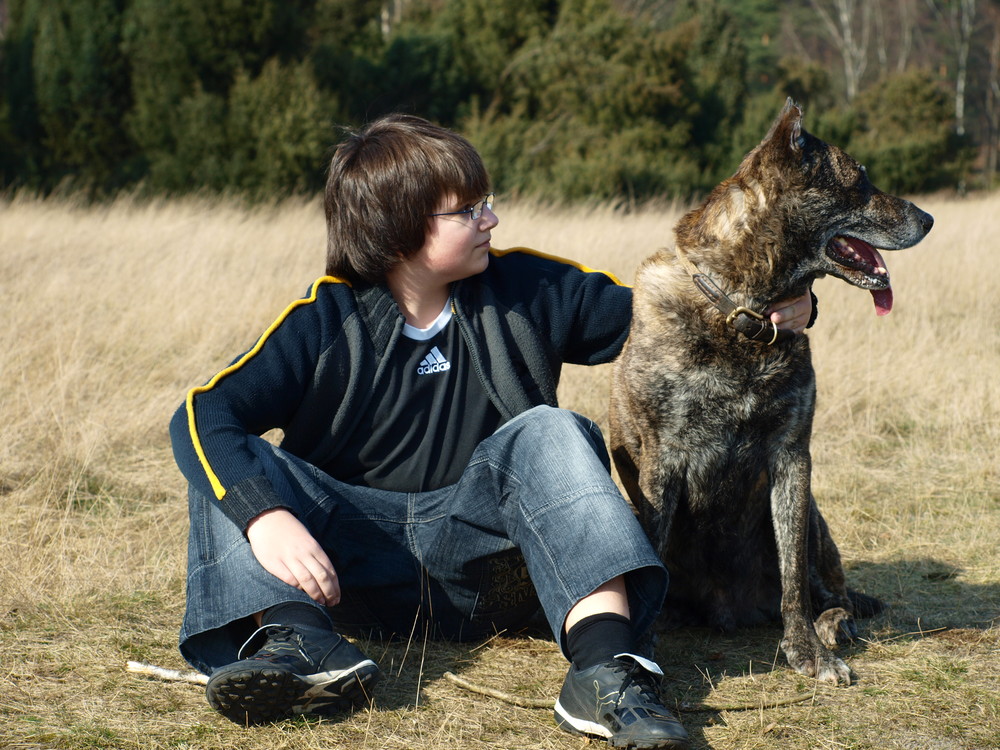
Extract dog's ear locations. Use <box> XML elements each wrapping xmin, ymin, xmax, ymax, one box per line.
<box><xmin>783</xmin><ymin>98</ymin><xmax>805</xmax><ymax>152</ymax></box>
<box><xmin>760</xmin><ymin>98</ymin><xmax>806</xmax><ymax>163</ymax></box>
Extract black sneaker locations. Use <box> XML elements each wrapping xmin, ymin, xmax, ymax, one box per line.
<box><xmin>554</xmin><ymin>653</ymin><xmax>689</xmax><ymax>749</ymax></box>
<box><xmin>206</xmin><ymin>624</ymin><xmax>381</xmax><ymax>725</ymax></box>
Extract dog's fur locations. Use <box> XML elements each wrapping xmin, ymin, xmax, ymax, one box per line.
<box><xmin>610</xmin><ymin>100</ymin><xmax>933</xmax><ymax>685</ymax></box>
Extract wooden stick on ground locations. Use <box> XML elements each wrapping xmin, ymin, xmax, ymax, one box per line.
<box><xmin>127</xmin><ymin>660</ymin><xmax>818</xmax><ymax>714</ymax></box>
<box><xmin>677</xmin><ymin>691</ymin><xmax>817</xmax><ymax>712</ymax></box>
<box><xmin>443</xmin><ymin>671</ymin><xmax>817</xmax><ymax>712</ymax></box>
<box><xmin>443</xmin><ymin>671</ymin><xmax>555</xmax><ymax>709</ymax></box>
<box><xmin>126</xmin><ymin>661</ymin><xmax>209</xmax><ymax>686</ymax></box>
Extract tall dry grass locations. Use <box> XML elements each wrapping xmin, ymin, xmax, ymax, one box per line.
<box><xmin>0</xmin><ymin>192</ymin><xmax>997</xmax><ymax>749</ymax></box>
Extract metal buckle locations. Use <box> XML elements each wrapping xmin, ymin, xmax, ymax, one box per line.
<box><xmin>725</xmin><ymin>306</ymin><xmax>765</xmax><ymax>325</ymax></box>
<box><xmin>726</xmin><ymin>306</ymin><xmax>779</xmax><ymax>345</ymax></box>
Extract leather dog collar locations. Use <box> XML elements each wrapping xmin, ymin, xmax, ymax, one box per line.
<box><xmin>674</xmin><ymin>247</ymin><xmax>792</xmax><ymax>346</ymax></box>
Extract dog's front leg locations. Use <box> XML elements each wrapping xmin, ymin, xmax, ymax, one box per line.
<box><xmin>808</xmin><ymin>500</ymin><xmax>858</xmax><ymax>647</ymax></box>
<box><xmin>771</xmin><ymin>450</ymin><xmax>853</xmax><ymax>686</ymax></box>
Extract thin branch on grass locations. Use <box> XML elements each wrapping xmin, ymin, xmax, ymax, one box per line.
<box><xmin>860</xmin><ymin>625</ymin><xmax>950</xmax><ymax>644</ymax></box>
<box><xmin>126</xmin><ymin>661</ymin><xmax>208</xmax><ymax>685</ymax></box>
<box><xmin>675</xmin><ymin>692</ymin><xmax>818</xmax><ymax>712</ymax></box>
<box><xmin>443</xmin><ymin>671</ymin><xmax>555</xmax><ymax>709</ymax></box>
<box><xmin>125</xmin><ymin>660</ymin><xmax>819</xmax><ymax>713</ymax></box>
<box><xmin>443</xmin><ymin>671</ymin><xmax>818</xmax><ymax>713</ymax></box>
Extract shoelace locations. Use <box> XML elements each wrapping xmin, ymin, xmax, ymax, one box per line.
<box><xmin>254</xmin><ymin>626</ymin><xmax>312</xmax><ymax>664</ymax></box>
<box><xmin>263</xmin><ymin>625</ymin><xmax>297</xmax><ymax>643</ymax></box>
<box><xmin>614</xmin><ymin>660</ymin><xmax>663</xmax><ymax>708</ymax></box>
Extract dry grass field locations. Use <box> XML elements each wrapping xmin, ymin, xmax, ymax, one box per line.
<box><xmin>1</xmin><ymin>191</ymin><xmax>997</xmax><ymax>749</ymax></box>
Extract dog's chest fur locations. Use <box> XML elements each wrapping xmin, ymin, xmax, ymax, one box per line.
<box><xmin>624</xmin><ymin>259</ymin><xmax>816</xmax><ymax>499</ymax></box>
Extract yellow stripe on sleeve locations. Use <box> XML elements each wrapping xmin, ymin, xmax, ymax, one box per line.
<box><xmin>185</xmin><ymin>276</ymin><xmax>350</xmax><ymax>500</ymax></box>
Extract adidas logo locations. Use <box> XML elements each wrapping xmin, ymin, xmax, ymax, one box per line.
<box><xmin>417</xmin><ymin>346</ymin><xmax>451</xmax><ymax>375</ymax></box>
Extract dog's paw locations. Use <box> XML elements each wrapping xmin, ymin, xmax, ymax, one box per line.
<box><xmin>814</xmin><ymin>606</ymin><xmax>856</xmax><ymax>648</ymax></box>
<box><xmin>780</xmin><ymin>637</ymin><xmax>854</xmax><ymax>686</ymax></box>
<box><xmin>814</xmin><ymin>653</ymin><xmax>853</xmax><ymax>686</ymax></box>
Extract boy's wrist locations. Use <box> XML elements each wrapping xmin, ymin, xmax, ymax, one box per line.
<box><xmin>218</xmin><ymin>475</ymin><xmax>289</xmax><ymax>533</ymax></box>
<box><xmin>247</xmin><ymin>507</ymin><xmax>296</xmax><ymax>533</ymax></box>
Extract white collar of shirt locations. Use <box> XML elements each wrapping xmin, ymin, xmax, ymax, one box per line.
<box><xmin>402</xmin><ymin>302</ymin><xmax>453</xmax><ymax>341</ymax></box>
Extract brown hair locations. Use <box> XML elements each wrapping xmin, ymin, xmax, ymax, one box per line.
<box><xmin>324</xmin><ymin>114</ymin><xmax>491</xmax><ymax>284</ymax></box>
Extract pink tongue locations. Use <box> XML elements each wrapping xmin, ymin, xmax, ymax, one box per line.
<box><xmin>853</xmin><ymin>241</ymin><xmax>891</xmax><ymax>315</ymax></box>
<box><xmin>871</xmin><ymin>288</ymin><xmax>893</xmax><ymax>316</ymax></box>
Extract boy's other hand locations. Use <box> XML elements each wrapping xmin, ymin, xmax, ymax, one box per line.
<box><xmin>767</xmin><ymin>291</ymin><xmax>813</xmax><ymax>335</ymax></box>
<box><xmin>246</xmin><ymin>508</ymin><xmax>341</xmax><ymax>607</ymax></box>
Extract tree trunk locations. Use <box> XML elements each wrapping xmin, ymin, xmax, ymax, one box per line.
<box><xmin>808</xmin><ymin>0</ymin><xmax>871</xmax><ymax>102</ymax></box>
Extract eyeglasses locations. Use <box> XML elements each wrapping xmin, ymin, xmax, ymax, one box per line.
<box><xmin>428</xmin><ymin>193</ymin><xmax>494</xmax><ymax>222</ymax></box>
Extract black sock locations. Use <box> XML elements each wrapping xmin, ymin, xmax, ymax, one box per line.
<box><xmin>566</xmin><ymin>613</ymin><xmax>635</xmax><ymax>670</ymax></box>
<box><xmin>261</xmin><ymin>601</ymin><xmax>333</xmax><ymax>633</ymax></box>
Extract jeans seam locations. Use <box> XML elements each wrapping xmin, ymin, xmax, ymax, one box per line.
<box><xmin>519</xmin><ymin>506</ymin><xmax>573</xmax><ymax>614</ymax></box>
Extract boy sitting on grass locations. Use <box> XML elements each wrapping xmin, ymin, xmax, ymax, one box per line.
<box><xmin>169</xmin><ymin>114</ymin><xmax>812</xmax><ymax>749</ymax></box>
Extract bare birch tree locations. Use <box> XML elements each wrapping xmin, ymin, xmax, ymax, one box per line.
<box><xmin>896</xmin><ymin>0</ymin><xmax>919</xmax><ymax>71</ymax></box>
<box><xmin>986</xmin><ymin>6</ymin><xmax>1000</xmax><ymax>182</ymax></box>
<box><xmin>874</xmin><ymin>0</ymin><xmax>889</xmax><ymax>70</ymax></box>
<box><xmin>925</xmin><ymin>0</ymin><xmax>977</xmax><ymax>136</ymax></box>
<box><xmin>870</xmin><ymin>0</ymin><xmax>921</xmax><ymax>75</ymax></box>
<box><xmin>381</xmin><ymin>0</ymin><xmax>411</xmax><ymax>38</ymax></box>
<box><xmin>807</xmin><ymin>0</ymin><xmax>872</xmax><ymax>101</ymax></box>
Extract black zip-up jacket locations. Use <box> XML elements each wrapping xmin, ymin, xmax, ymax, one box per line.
<box><xmin>169</xmin><ymin>247</ymin><xmax>632</xmax><ymax>531</ymax></box>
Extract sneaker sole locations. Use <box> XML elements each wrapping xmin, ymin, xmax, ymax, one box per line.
<box><xmin>554</xmin><ymin>699</ymin><xmax>689</xmax><ymax>750</ymax></box>
<box><xmin>207</xmin><ymin>659</ymin><xmax>380</xmax><ymax>725</ymax></box>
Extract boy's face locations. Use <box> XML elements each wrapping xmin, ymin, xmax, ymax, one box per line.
<box><xmin>410</xmin><ymin>193</ymin><xmax>499</xmax><ymax>285</ymax></box>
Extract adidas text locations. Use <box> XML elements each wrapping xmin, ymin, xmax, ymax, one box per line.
<box><xmin>417</xmin><ymin>347</ymin><xmax>451</xmax><ymax>375</ymax></box>
<box><xmin>418</xmin><ymin>361</ymin><xmax>451</xmax><ymax>375</ymax></box>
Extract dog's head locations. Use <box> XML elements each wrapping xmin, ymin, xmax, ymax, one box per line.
<box><xmin>679</xmin><ymin>99</ymin><xmax>934</xmax><ymax>315</ymax></box>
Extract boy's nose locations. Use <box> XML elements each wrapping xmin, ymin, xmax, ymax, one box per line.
<box><xmin>480</xmin><ymin>206</ymin><xmax>499</xmax><ymax>228</ymax></box>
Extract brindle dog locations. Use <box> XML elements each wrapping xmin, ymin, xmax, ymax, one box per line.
<box><xmin>610</xmin><ymin>100</ymin><xmax>933</xmax><ymax>685</ymax></box>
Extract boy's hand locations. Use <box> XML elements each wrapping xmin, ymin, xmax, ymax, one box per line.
<box><xmin>767</xmin><ymin>291</ymin><xmax>814</xmax><ymax>335</ymax></box>
<box><xmin>246</xmin><ymin>508</ymin><xmax>341</xmax><ymax>607</ymax></box>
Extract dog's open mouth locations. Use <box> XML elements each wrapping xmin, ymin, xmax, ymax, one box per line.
<box><xmin>825</xmin><ymin>235</ymin><xmax>893</xmax><ymax>315</ymax></box>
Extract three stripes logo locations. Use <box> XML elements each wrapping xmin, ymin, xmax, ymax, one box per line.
<box><xmin>417</xmin><ymin>346</ymin><xmax>451</xmax><ymax>375</ymax></box>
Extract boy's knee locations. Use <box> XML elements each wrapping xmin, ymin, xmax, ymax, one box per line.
<box><xmin>511</xmin><ymin>405</ymin><xmax>600</xmax><ymax>438</ymax></box>
<box><xmin>498</xmin><ymin>406</ymin><xmax>610</xmax><ymax>468</ymax></box>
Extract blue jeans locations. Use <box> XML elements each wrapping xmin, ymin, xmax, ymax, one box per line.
<box><xmin>180</xmin><ymin>406</ymin><xmax>667</xmax><ymax>674</ymax></box>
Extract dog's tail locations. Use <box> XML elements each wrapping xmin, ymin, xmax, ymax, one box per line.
<box><xmin>848</xmin><ymin>589</ymin><xmax>885</xmax><ymax>619</ymax></box>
